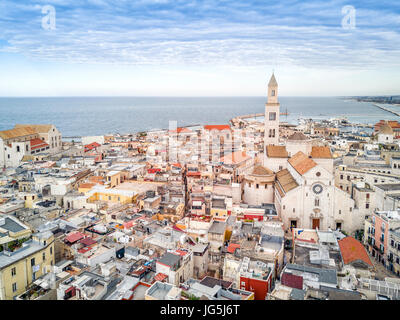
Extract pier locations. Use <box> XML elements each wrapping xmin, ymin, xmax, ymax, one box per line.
<box><xmin>373</xmin><ymin>104</ymin><xmax>400</xmax><ymax>117</ymax></box>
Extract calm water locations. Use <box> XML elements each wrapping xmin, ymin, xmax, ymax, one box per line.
<box><xmin>0</xmin><ymin>97</ymin><xmax>399</xmax><ymax>137</ymax></box>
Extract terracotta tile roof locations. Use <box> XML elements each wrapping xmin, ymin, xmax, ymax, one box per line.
<box><xmin>288</xmin><ymin>151</ymin><xmax>317</xmax><ymax>175</ymax></box>
<box><xmin>220</xmin><ymin>151</ymin><xmax>251</xmax><ymax>165</ymax></box>
<box><xmin>275</xmin><ymin>169</ymin><xmax>298</xmax><ymax>196</ymax></box>
<box><xmin>65</xmin><ymin>231</ymin><xmax>85</xmax><ymax>244</ymax></box>
<box><xmin>78</xmin><ymin>246</ymin><xmax>92</xmax><ymax>254</ymax></box>
<box><xmin>170</xmin><ymin>127</ymin><xmax>192</xmax><ymax>133</ymax></box>
<box><xmin>79</xmin><ymin>182</ymin><xmax>95</xmax><ymax>189</ymax></box>
<box><xmin>287</xmin><ymin>132</ymin><xmax>308</xmax><ymax>141</ymax></box>
<box><xmin>171</xmin><ymin>163</ymin><xmax>182</xmax><ymax>168</ymax></box>
<box><xmin>338</xmin><ymin>236</ymin><xmax>373</xmax><ymax>267</ymax></box>
<box><xmin>14</xmin><ymin>124</ymin><xmax>53</xmax><ymax>133</ymax></box>
<box><xmin>388</xmin><ymin>121</ymin><xmax>400</xmax><ymax>129</ymax></box>
<box><xmin>227</xmin><ymin>243</ymin><xmax>241</xmax><ymax>254</ymax></box>
<box><xmin>311</xmin><ymin>146</ymin><xmax>333</xmax><ymax>159</ymax></box>
<box><xmin>0</xmin><ymin>127</ymin><xmax>36</xmax><ymax>140</ymax></box>
<box><xmin>251</xmin><ymin>164</ymin><xmax>274</xmax><ymax>176</ymax></box>
<box><xmin>379</xmin><ymin>122</ymin><xmax>394</xmax><ymax>134</ymax></box>
<box><xmin>375</xmin><ymin>120</ymin><xmax>400</xmax><ymax>130</ymax></box>
<box><xmin>266</xmin><ymin>145</ymin><xmax>288</xmax><ymax>158</ymax></box>
<box><xmin>84</xmin><ymin>142</ymin><xmax>101</xmax><ymax>152</ymax></box>
<box><xmin>30</xmin><ymin>138</ymin><xmax>49</xmax><ymax>150</ymax></box>
<box><xmin>89</xmin><ymin>176</ymin><xmax>105</xmax><ymax>183</ymax></box>
<box><xmin>154</xmin><ymin>273</ymin><xmax>168</xmax><ymax>282</ymax></box>
<box><xmin>204</xmin><ymin>124</ymin><xmax>231</xmax><ymax>131</ymax></box>
<box><xmin>79</xmin><ymin>237</ymin><xmax>97</xmax><ymax>247</ymax></box>
<box><xmin>172</xmin><ymin>224</ymin><xmax>186</xmax><ymax>232</ymax></box>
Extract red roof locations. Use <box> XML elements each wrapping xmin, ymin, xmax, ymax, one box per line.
<box><xmin>78</xmin><ymin>246</ymin><xmax>93</xmax><ymax>254</ymax></box>
<box><xmin>84</xmin><ymin>142</ymin><xmax>101</xmax><ymax>152</ymax></box>
<box><xmin>172</xmin><ymin>224</ymin><xmax>185</xmax><ymax>233</ymax></box>
<box><xmin>338</xmin><ymin>236</ymin><xmax>373</xmax><ymax>267</ymax></box>
<box><xmin>154</xmin><ymin>273</ymin><xmax>168</xmax><ymax>282</ymax></box>
<box><xmin>170</xmin><ymin>127</ymin><xmax>192</xmax><ymax>134</ymax></box>
<box><xmin>79</xmin><ymin>237</ymin><xmax>97</xmax><ymax>247</ymax></box>
<box><xmin>65</xmin><ymin>232</ymin><xmax>85</xmax><ymax>244</ymax></box>
<box><xmin>281</xmin><ymin>272</ymin><xmax>303</xmax><ymax>290</ymax></box>
<box><xmin>186</xmin><ymin>172</ymin><xmax>201</xmax><ymax>177</ymax></box>
<box><xmin>30</xmin><ymin>138</ymin><xmax>49</xmax><ymax>151</ymax></box>
<box><xmin>227</xmin><ymin>243</ymin><xmax>240</xmax><ymax>254</ymax></box>
<box><xmin>204</xmin><ymin>125</ymin><xmax>231</xmax><ymax>131</ymax></box>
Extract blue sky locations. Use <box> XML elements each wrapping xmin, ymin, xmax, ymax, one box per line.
<box><xmin>0</xmin><ymin>0</ymin><xmax>399</xmax><ymax>96</ymax></box>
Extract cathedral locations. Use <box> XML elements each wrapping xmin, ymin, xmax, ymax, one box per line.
<box><xmin>243</xmin><ymin>74</ymin><xmax>363</xmax><ymax>234</ymax></box>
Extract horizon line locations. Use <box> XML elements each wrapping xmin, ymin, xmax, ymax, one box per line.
<box><xmin>0</xmin><ymin>95</ymin><xmax>395</xmax><ymax>99</ymax></box>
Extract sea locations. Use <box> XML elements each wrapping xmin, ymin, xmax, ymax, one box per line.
<box><xmin>0</xmin><ymin>96</ymin><xmax>399</xmax><ymax>138</ymax></box>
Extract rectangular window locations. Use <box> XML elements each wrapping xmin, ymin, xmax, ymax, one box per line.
<box><xmin>366</xmin><ymin>203</ymin><xmax>369</xmax><ymax>209</ymax></box>
<box><xmin>11</xmin><ymin>267</ymin><xmax>16</xmax><ymax>277</ymax></box>
<box><xmin>269</xmin><ymin>112</ymin><xmax>276</xmax><ymax>121</ymax></box>
<box><xmin>12</xmin><ymin>283</ymin><xmax>17</xmax><ymax>293</ymax></box>
<box><xmin>43</xmin><ymin>252</ymin><xmax>46</xmax><ymax>261</ymax></box>
<box><xmin>31</xmin><ymin>258</ymin><xmax>35</xmax><ymax>266</ymax></box>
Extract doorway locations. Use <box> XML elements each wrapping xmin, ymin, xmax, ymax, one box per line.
<box><xmin>312</xmin><ymin>218</ymin><xmax>320</xmax><ymax>229</ymax></box>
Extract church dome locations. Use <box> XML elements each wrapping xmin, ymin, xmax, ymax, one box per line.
<box><xmin>251</xmin><ymin>164</ymin><xmax>274</xmax><ymax>176</ymax></box>
<box><xmin>379</xmin><ymin>122</ymin><xmax>394</xmax><ymax>135</ymax></box>
<box><xmin>287</xmin><ymin>131</ymin><xmax>309</xmax><ymax>141</ymax></box>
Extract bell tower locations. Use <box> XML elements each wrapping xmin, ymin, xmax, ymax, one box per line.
<box><xmin>264</xmin><ymin>73</ymin><xmax>280</xmax><ymax>147</ymax></box>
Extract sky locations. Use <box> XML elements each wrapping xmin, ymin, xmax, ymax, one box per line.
<box><xmin>0</xmin><ymin>0</ymin><xmax>399</xmax><ymax>97</ymax></box>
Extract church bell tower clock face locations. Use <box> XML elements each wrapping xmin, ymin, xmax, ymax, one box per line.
<box><xmin>312</xmin><ymin>184</ymin><xmax>323</xmax><ymax>194</ymax></box>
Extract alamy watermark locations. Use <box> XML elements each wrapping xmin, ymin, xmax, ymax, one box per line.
<box><xmin>41</xmin><ymin>5</ymin><xmax>56</xmax><ymax>30</ymax></box>
<box><xmin>341</xmin><ymin>5</ymin><xmax>356</xmax><ymax>30</ymax></box>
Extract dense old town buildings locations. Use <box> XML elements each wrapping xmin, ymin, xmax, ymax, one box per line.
<box><xmin>3</xmin><ymin>74</ymin><xmax>400</xmax><ymax>300</ymax></box>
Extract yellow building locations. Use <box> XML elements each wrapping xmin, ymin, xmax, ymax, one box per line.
<box><xmin>106</xmin><ymin>171</ymin><xmax>123</xmax><ymax>188</ymax></box>
<box><xmin>86</xmin><ymin>185</ymin><xmax>138</xmax><ymax>205</ymax></box>
<box><xmin>210</xmin><ymin>198</ymin><xmax>229</xmax><ymax>219</ymax></box>
<box><xmin>24</xmin><ymin>193</ymin><xmax>38</xmax><ymax>209</ymax></box>
<box><xmin>0</xmin><ymin>216</ymin><xmax>55</xmax><ymax>300</ymax></box>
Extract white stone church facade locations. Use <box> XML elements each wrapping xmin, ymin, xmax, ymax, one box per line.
<box><xmin>243</xmin><ymin>74</ymin><xmax>363</xmax><ymax>235</ymax></box>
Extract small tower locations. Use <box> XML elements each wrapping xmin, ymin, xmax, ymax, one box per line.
<box><xmin>264</xmin><ymin>73</ymin><xmax>280</xmax><ymax>147</ymax></box>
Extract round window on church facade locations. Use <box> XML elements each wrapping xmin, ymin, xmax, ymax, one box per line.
<box><xmin>313</xmin><ymin>184</ymin><xmax>323</xmax><ymax>194</ymax></box>
<box><xmin>316</xmin><ymin>172</ymin><xmax>321</xmax><ymax>177</ymax></box>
